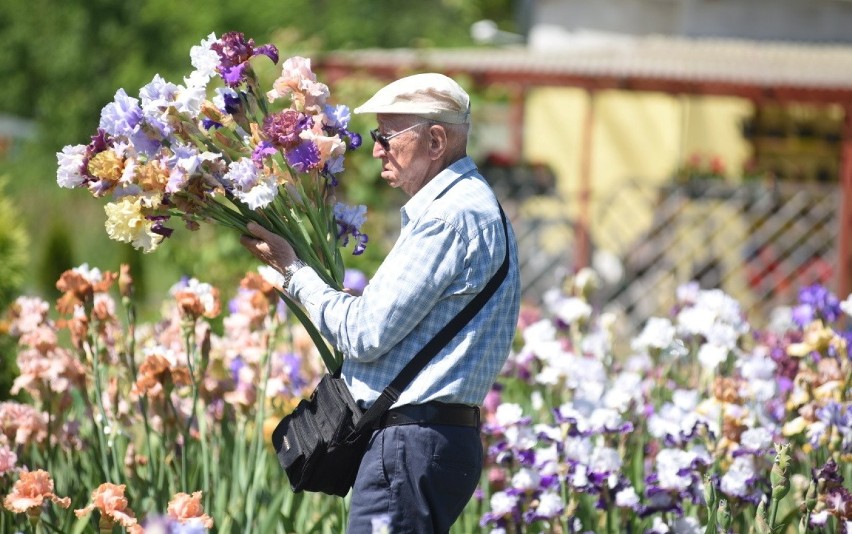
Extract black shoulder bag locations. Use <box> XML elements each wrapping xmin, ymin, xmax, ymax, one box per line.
<box><xmin>271</xmin><ymin>205</ymin><xmax>510</xmax><ymax>497</ymax></box>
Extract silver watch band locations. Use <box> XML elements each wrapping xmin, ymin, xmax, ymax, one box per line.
<box><xmin>282</xmin><ymin>259</ymin><xmax>308</xmax><ymax>290</ymax></box>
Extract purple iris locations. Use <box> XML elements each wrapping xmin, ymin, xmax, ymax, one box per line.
<box><xmin>343</xmin><ymin>269</ymin><xmax>368</xmax><ymax>295</ymax></box>
<box><xmin>201</xmin><ymin>118</ymin><xmax>223</xmax><ymax>130</ymax></box>
<box><xmin>345</xmin><ymin>130</ymin><xmax>362</xmax><ymax>150</ymax></box>
<box><xmin>148</xmin><ymin>216</ymin><xmax>174</xmax><ymax>238</ymax></box>
<box><xmin>211</xmin><ymin>32</ymin><xmax>279</xmax><ymax>87</ymax></box>
<box><xmin>334</xmin><ymin>204</ymin><xmax>369</xmax><ymax>256</ymax></box>
<box><xmin>285</xmin><ymin>141</ymin><xmax>321</xmax><ymax>172</ymax></box>
<box><xmin>794</xmin><ymin>284</ymin><xmax>841</xmax><ymax>327</ymax></box>
<box><xmin>263</xmin><ymin>110</ymin><xmax>312</xmax><ymax>148</ymax></box>
<box><xmin>230</xmin><ymin>356</ymin><xmax>246</xmax><ymax>384</ymax></box>
<box><xmin>251</xmin><ymin>141</ymin><xmax>277</xmax><ymax>168</ymax></box>
<box><xmin>99</xmin><ymin>88</ymin><xmax>143</xmax><ymax>138</ymax></box>
<box><xmin>79</xmin><ymin>129</ymin><xmax>114</xmax><ymax>183</ymax></box>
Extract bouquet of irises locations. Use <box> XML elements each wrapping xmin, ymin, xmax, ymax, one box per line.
<box><xmin>56</xmin><ymin>32</ymin><xmax>366</xmax><ymax>371</ymax></box>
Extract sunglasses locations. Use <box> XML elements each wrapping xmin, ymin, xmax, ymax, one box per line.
<box><xmin>369</xmin><ymin>122</ymin><xmax>427</xmax><ymax>151</ymax></box>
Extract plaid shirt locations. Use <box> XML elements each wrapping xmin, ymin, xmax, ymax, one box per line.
<box><xmin>290</xmin><ymin>156</ymin><xmax>521</xmax><ymax>408</ymax></box>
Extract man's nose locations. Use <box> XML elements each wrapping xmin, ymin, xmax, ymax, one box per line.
<box><xmin>372</xmin><ymin>140</ymin><xmax>385</xmax><ymax>158</ymax></box>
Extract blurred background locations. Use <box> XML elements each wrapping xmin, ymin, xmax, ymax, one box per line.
<box><xmin>1</xmin><ymin>0</ymin><xmax>851</xmax><ymax>330</ymax></box>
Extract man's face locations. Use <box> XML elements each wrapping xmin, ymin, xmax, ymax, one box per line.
<box><xmin>372</xmin><ymin>114</ymin><xmax>432</xmax><ymax>197</ymax></box>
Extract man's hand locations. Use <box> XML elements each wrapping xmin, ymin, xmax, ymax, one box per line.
<box><xmin>239</xmin><ymin>221</ymin><xmax>298</xmax><ymax>274</ymax></box>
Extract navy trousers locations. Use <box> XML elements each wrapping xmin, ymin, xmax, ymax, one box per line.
<box><xmin>346</xmin><ymin>423</ymin><xmax>482</xmax><ymax>533</ymax></box>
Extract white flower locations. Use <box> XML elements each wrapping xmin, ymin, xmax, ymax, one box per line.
<box><xmin>563</xmin><ymin>437</ymin><xmax>592</xmax><ymax>464</ymax></box>
<box><xmin>809</xmin><ymin>511</ymin><xmax>828</xmax><ymax>527</ymax></box>
<box><xmin>73</xmin><ymin>263</ymin><xmax>103</xmax><ymax>283</ymax></box>
<box><xmin>648</xmin><ymin>516</ymin><xmax>671</xmax><ymax>533</ymax></box>
<box><xmin>841</xmin><ymin>294</ymin><xmax>852</xmax><ymax>318</ymax></box>
<box><xmin>494</xmin><ymin>403</ymin><xmax>524</xmax><ymax>427</ymax></box>
<box><xmin>532</xmin><ymin>443</ymin><xmax>560</xmax><ymax>475</ymax></box>
<box><xmin>571</xmin><ymin>463</ymin><xmax>589</xmax><ymax>487</ymax></box>
<box><xmin>56</xmin><ymin>144</ymin><xmax>88</xmax><ymax>188</ymax></box>
<box><xmin>573</xmin><ymin>267</ymin><xmax>600</xmax><ymax>294</ymax></box>
<box><xmin>632</xmin><ymin>317</ymin><xmax>675</xmax><ymax>352</ymax></box>
<box><xmin>522</xmin><ymin>319</ymin><xmax>557</xmax><ymax>346</ymax></box>
<box><xmin>489</xmin><ymin>491</ymin><xmax>517</xmax><ymax>516</ymax></box>
<box><xmin>698</xmin><ymin>343</ymin><xmax>729</xmax><ymax>369</ymax></box>
<box><xmin>531</xmin><ymin>390</ymin><xmax>544</xmax><ymax>411</ymax></box>
<box><xmin>655</xmin><ymin>449</ymin><xmax>697</xmax><ymax>491</ymax></box>
<box><xmin>511</xmin><ymin>468</ymin><xmax>540</xmax><ymax>491</ymax></box>
<box><xmin>615</xmin><ymin>486</ymin><xmax>640</xmax><ymax>508</ymax></box>
<box><xmin>672</xmin><ymin>389</ymin><xmax>699</xmax><ymax>411</ymax></box>
<box><xmin>187</xmin><ymin>32</ymin><xmax>219</xmax><ymax>88</ymax></box>
<box><xmin>174</xmin><ymin>84</ymin><xmax>206</xmax><ymax>118</ymax></box>
<box><xmin>676</xmin><ymin>281</ymin><xmax>700</xmax><ymax>305</ymax></box>
<box><xmin>604</xmin><ymin>372</ymin><xmax>641</xmax><ymax>412</ymax></box>
<box><xmin>589</xmin><ymin>446</ymin><xmax>622</xmax><ymax>474</ymax></box>
<box><xmin>672</xmin><ymin>516</ymin><xmax>703</xmax><ymax>534</ymax></box>
<box><xmin>676</xmin><ymin>306</ymin><xmax>715</xmax><ymax>337</ymax></box>
<box><xmin>223</xmin><ymin>158</ymin><xmax>278</xmax><ymax>210</ymax></box>
<box><xmin>535</xmin><ymin>492</ymin><xmax>564</xmax><ymax>517</ymax></box>
<box><xmin>740</xmin><ymin>427</ymin><xmax>773</xmax><ymax>450</ymax></box>
<box><xmin>555</xmin><ymin>297</ymin><xmax>592</xmax><ymax>324</ymax></box>
<box><xmin>720</xmin><ymin>456</ymin><xmax>755</xmax><ymax>497</ymax></box>
<box><xmin>503</xmin><ymin>425</ymin><xmax>537</xmax><ymax>449</ymax></box>
<box><xmin>768</xmin><ymin>306</ymin><xmax>795</xmax><ymax>333</ymax></box>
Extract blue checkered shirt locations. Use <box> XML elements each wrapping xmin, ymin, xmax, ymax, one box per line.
<box><xmin>290</xmin><ymin>156</ymin><xmax>521</xmax><ymax>408</ymax></box>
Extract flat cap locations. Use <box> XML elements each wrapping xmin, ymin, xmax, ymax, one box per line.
<box><xmin>353</xmin><ymin>73</ymin><xmax>470</xmax><ymax>124</ymax></box>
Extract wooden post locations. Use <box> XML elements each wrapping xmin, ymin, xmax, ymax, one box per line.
<box><xmin>576</xmin><ymin>90</ymin><xmax>596</xmax><ymax>271</ymax></box>
<box><xmin>509</xmin><ymin>85</ymin><xmax>525</xmax><ymax>163</ymax></box>
<box><xmin>838</xmin><ymin>105</ymin><xmax>852</xmax><ymax>299</ymax></box>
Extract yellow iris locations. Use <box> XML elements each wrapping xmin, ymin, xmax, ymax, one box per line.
<box><xmin>87</xmin><ymin>150</ymin><xmax>124</xmax><ymax>183</ymax></box>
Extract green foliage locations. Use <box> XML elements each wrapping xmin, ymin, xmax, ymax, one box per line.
<box><xmin>0</xmin><ymin>175</ymin><xmax>28</xmax><ymax>401</ymax></box>
<box><xmin>0</xmin><ymin>176</ymin><xmax>27</xmax><ymax>310</ymax></box>
<box><xmin>36</xmin><ymin>222</ymin><xmax>76</xmax><ymax>303</ymax></box>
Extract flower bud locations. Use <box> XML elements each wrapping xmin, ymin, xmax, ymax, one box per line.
<box><xmin>118</xmin><ymin>263</ymin><xmax>134</xmax><ymax>299</ymax></box>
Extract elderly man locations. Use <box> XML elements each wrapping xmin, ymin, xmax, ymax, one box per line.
<box><xmin>241</xmin><ymin>73</ymin><xmax>521</xmax><ymax>533</ymax></box>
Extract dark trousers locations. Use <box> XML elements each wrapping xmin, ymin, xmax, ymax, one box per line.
<box><xmin>347</xmin><ymin>424</ymin><xmax>482</xmax><ymax>533</ymax></box>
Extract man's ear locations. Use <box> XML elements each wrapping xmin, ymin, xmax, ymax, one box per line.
<box><xmin>428</xmin><ymin>124</ymin><xmax>447</xmax><ymax>161</ymax></box>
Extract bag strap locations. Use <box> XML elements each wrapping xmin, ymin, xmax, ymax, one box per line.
<box><xmin>351</xmin><ymin>203</ymin><xmax>510</xmax><ymax>435</ymax></box>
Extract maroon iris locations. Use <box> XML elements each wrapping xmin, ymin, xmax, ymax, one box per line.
<box><xmin>211</xmin><ymin>32</ymin><xmax>279</xmax><ymax>87</ymax></box>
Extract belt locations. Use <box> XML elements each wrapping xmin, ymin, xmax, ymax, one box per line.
<box><xmin>378</xmin><ymin>402</ymin><xmax>480</xmax><ymax>429</ymax></box>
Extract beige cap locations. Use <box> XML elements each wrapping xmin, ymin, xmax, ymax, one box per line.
<box><xmin>354</xmin><ymin>73</ymin><xmax>471</xmax><ymax>124</ymax></box>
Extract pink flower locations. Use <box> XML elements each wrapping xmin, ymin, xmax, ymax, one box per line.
<box><xmin>0</xmin><ymin>402</ymin><xmax>48</xmax><ymax>446</ymax></box>
<box><xmin>3</xmin><ymin>469</ymin><xmax>70</xmax><ymax>515</ymax></box>
<box><xmin>266</xmin><ymin>56</ymin><xmax>329</xmax><ymax>112</ymax></box>
<box><xmin>7</xmin><ymin>297</ymin><xmax>50</xmax><ymax>336</ymax></box>
<box><xmin>167</xmin><ymin>491</ymin><xmax>214</xmax><ymax>529</ymax></box>
<box><xmin>12</xmin><ymin>346</ymin><xmax>86</xmax><ymax>400</ymax></box>
<box><xmin>0</xmin><ymin>445</ymin><xmax>17</xmax><ymax>475</ymax></box>
<box><xmin>75</xmin><ymin>483</ymin><xmax>143</xmax><ymax>534</ymax></box>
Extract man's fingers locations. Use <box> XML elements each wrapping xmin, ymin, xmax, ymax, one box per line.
<box><xmin>247</xmin><ymin>221</ymin><xmax>276</xmax><ymax>240</ymax></box>
<box><xmin>239</xmin><ymin>234</ymin><xmax>260</xmax><ymax>248</ymax></box>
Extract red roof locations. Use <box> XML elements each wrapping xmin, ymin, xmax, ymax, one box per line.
<box><xmin>316</xmin><ymin>35</ymin><xmax>852</xmax><ymax>103</ymax></box>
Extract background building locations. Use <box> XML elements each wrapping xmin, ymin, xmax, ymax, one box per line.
<box><xmin>317</xmin><ymin>0</ymin><xmax>852</xmax><ymax>325</ymax></box>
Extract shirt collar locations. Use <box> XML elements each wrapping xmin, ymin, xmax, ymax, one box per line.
<box><xmin>400</xmin><ymin>156</ymin><xmax>477</xmax><ymax>228</ymax></box>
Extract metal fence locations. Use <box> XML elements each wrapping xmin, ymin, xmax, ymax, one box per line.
<box><xmin>491</xmin><ymin>169</ymin><xmax>840</xmax><ymax>327</ymax></box>
<box><xmin>596</xmin><ymin>179</ymin><xmax>839</xmax><ymax>326</ymax></box>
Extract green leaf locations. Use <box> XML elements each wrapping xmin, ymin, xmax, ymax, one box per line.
<box><xmin>278</xmin><ymin>290</ymin><xmax>341</xmax><ymax>373</ymax></box>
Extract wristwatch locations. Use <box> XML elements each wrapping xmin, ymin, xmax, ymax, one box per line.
<box><xmin>281</xmin><ymin>259</ymin><xmax>308</xmax><ymax>291</ymax></box>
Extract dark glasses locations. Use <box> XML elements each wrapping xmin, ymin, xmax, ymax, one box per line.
<box><xmin>369</xmin><ymin>123</ymin><xmax>427</xmax><ymax>151</ymax></box>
